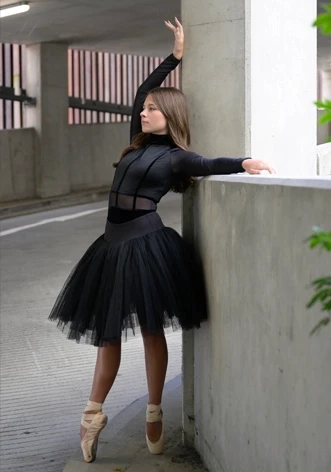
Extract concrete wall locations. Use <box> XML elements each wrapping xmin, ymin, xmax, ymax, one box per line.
<box><xmin>69</xmin><ymin>122</ymin><xmax>129</xmax><ymax>191</ymax></box>
<box><xmin>0</xmin><ymin>128</ymin><xmax>37</xmax><ymax>201</ymax></box>
<box><xmin>0</xmin><ymin>122</ymin><xmax>129</xmax><ymax>202</ymax></box>
<box><xmin>186</xmin><ymin>176</ymin><xmax>331</xmax><ymax>472</ymax></box>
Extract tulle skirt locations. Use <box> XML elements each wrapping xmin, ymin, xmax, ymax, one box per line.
<box><xmin>48</xmin><ymin>212</ymin><xmax>208</xmax><ymax>346</ymax></box>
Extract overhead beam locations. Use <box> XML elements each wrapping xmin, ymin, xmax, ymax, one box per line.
<box><xmin>69</xmin><ymin>97</ymin><xmax>132</xmax><ymax>115</ymax></box>
<box><xmin>0</xmin><ymin>87</ymin><xmax>133</xmax><ymax>115</ymax></box>
<box><xmin>0</xmin><ymin>86</ymin><xmax>36</xmax><ymax>106</ymax></box>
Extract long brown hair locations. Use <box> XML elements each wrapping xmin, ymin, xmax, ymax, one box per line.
<box><xmin>113</xmin><ymin>87</ymin><xmax>197</xmax><ymax>193</ymax></box>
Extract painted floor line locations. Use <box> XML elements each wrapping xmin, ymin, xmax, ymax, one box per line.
<box><xmin>0</xmin><ymin>207</ymin><xmax>107</xmax><ymax>237</ymax></box>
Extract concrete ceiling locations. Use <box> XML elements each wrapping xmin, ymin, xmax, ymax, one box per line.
<box><xmin>0</xmin><ymin>0</ymin><xmax>180</xmax><ymax>56</ymax></box>
<box><xmin>0</xmin><ymin>0</ymin><xmax>330</xmax><ymax>68</ymax></box>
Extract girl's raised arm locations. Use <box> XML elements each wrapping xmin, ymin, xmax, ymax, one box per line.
<box><xmin>130</xmin><ymin>18</ymin><xmax>184</xmax><ymax>142</ymax></box>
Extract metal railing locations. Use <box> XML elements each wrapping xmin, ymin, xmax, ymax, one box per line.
<box><xmin>0</xmin><ymin>43</ymin><xmax>26</xmax><ymax>129</ymax></box>
<box><xmin>0</xmin><ymin>43</ymin><xmax>180</xmax><ymax>130</ymax></box>
<box><xmin>68</xmin><ymin>51</ymin><xmax>179</xmax><ymax>125</ymax></box>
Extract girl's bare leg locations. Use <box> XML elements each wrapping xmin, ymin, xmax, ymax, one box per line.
<box><xmin>80</xmin><ymin>340</ymin><xmax>121</xmax><ymax>440</ymax></box>
<box><xmin>142</xmin><ymin>330</ymin><xmax>168</xmax><ymax>442</ymax></box>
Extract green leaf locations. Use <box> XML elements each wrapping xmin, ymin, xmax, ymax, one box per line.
<box><xmin>319</xmin><ymin>111</ymin><xmax>331</xmax><ymax>124</ymax></box>
<box><xmin>306</xmin><ymin>222</ymin><xmax>331</xmax><ymax>334</ymax></box>
<box><xmin>310</xmin><ymin>317</ymin><xmax>330</xmax><ymax>336</ymax></box>
<box><xmin>315</xmin><ymin>100</ymin><xmax>331</xmax><ymax>125</ymax></box>
<box><xmin>311</xmin><ymin>277</ymin><xmax>331</xmax><ymax>288</ymax></box>
<box><xmin>309</xmin><ymin>238</ymin><xmax>320</xmax><ymax>248</ymax></box>
<box><xmin>306</xmin><ymin>289</ymin><xmax>331</xmax><ymax>308</ymax></box>
<box><xmin>322</xmin><ymin>300</ymin><xmax>331</xmax><ymax>311</ymax></box>
<box><xmin>313</xmin><ymin>12</ymin><xmax>331</xmax><ymax>34</ymax></box>
<box><xmin>319</xmin><ymin>288</ymin><xmax>331</xmax><ymax>301</ymax></box>
<box><xmin>315</xmin><ymin>100</ymin><xmax>331</xmax><ymax>110</ymax></box>
<box><xmin>307</xmin><ymin>229</ymin><xmax>331</xmax><ymax>251</ymax></box>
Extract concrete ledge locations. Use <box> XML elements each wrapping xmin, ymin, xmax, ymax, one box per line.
<box><xmin>64</xmin><ymin>376</ymin><xmax>208</xmax><ymax>472</ymax></box>
<box><xmin>0</xmin><ymin>187</ymin><xmax>110</xmax><ymax>220</ymax></box>
<box><xmin>205</xmin><ymin>174</ymin><xmax>331</xmax><ymax>189</ymax></box>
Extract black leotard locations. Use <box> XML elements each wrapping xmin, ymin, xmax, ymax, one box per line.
<box><xmin>108</xmin><ymin>54</ymin><xmax>249</xmax><ymax>223</ymax></box>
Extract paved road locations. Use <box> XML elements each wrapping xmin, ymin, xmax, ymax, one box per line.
<box><xmin>0</xmin><ymin>194</ymin><xmax>183</xmax><ymax>472</ymax></box>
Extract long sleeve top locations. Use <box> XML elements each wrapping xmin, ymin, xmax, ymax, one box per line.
<box><xmin>108</xmin><ymin>54</ymin><xmax>249</xmax><ymax>223</ymax></box>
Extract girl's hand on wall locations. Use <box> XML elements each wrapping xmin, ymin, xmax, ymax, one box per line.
<box><xmin>242</xmin><ymin>159</ymin><xmax>276</xmax><ymax>174</ymax></box>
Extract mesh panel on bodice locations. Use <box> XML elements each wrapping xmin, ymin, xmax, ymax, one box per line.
<box><xmin>109</xmin><ymin>192</ymin><xmax>156</xmax><ymax>211</ymax></box>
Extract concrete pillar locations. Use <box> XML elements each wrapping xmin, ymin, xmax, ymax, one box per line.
<box><xmin>26</xmin><ymin>43</ymin><xmax>70</xmax><ymax>198</ymax></box>
<box><xmin>321</xmin><ymin>69</ymin><xmax>331</xmax><ymax>101</ymax></box>
<box><xmin>181</xmin><ymin>0</ymin><xmax>318</xmax><ymax>456</ymax></box>
<box><xmin>181</xmin><ymin>188</ymin><xmax>197</xmax><ymax>447</ymax></box>
<box><xmin>181</xmin><ymin>0</ymin><xmax>317</xmax><ymax>177</ymax></box>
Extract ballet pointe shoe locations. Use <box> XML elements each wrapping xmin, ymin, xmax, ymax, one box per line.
<box><xmin>146</xmin><ymin>403</ymin><xmax>164</xmax><ymax>454</ymax></box>
<box><xmin>80</xmin><ymin>400</ymin><xmax>107</xmax><ymax>463</ymax></box>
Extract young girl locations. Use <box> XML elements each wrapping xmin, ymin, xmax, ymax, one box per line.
<box><xmin>49</xmin><ymin>18</ymin><xmax>275</xmax><ymax>463</ymax></box>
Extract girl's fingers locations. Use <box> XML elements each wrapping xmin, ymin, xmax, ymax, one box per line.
<box><xmin>254</xmin><ymin>161</ymin><xmax>275</xmax><ymax>174</ymax></box>
<box><xmin>165</xmin><ymin>18</ymin><xmax>183</xmax><ymax>34</ymax></box>
<box><xmin>259</xmin><ymin>162</ymin><xmax>276</xmax><ymax>174</ymax></box>
<box><xmin>175</xmin><ymin>17</ymin><xmax>183</xmax><ymax>29</ymax></box>
<box><xmin>245</xmin><ymin>159</ymin><xmax>276</xmax><ymax>175</ymax></box>
<box><xmin>165</xmin><ymin>20</ymin><xmax>175</xmax><ymax>30</ymax></box>
<box><xmin>250</xmin><ymin>167</ymin><xmax>275</xmax><ymax>175</ymax></box>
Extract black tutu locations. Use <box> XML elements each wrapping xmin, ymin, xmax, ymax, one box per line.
<box><xmin>48</xmin><ymin>212</ymin><xmax>208</xmax><ymax>346</ymax></box>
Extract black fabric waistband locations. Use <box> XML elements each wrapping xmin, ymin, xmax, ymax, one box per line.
<box><xmin>104</xmin><ymin>211</ymin><xmax>164</xmax><ymax>244</ymax></box>
<box><xmin>107</xmin><ymin>207</ymin><xmax>154</xmax><ymax>224</ymax></box>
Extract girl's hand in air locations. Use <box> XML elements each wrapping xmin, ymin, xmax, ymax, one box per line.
<box><xmin>165</xmin><ymin>17</ymin><xmax>184</xmax><ymax>60</ymax></box>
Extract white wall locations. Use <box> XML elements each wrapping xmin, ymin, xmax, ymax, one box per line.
<box><xmin>317</xmin><ymin>142</ymin><xmax>331</xmax><ymax>176</ymax></box>
<box><xmin>249</xmin><ymin>2</ymin><xmax>317</xmax><ymax>176</ymax></box>
<box><xmin>185</xmin><ymin>176</ymin><xmax>331</xmax><ymax>472</ymax></box>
